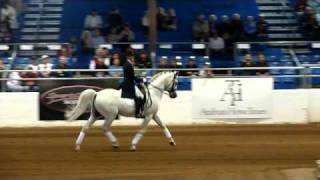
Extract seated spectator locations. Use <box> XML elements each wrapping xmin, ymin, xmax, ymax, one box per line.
<box><xmin>157</xmin><ymin>57</ymin><xmax>170</xmax><ymax>70</ymax></box>
<box><xmin>109</xmin><ymin>56</ymin><xmax>122</xmax><ymax>77</ymax></box>
<box><xmin>89</xmin><ymin>48</ymin><xmax>111</xmax><ymax>77</ymax></box>
<box><xmin>192</xmin><ymin>14</ymin><xmax>209</xmax><ymax>41</ymax></box>
<box><xmin>240</xmin><ymin>54</ymin><xmax>255</xmax><ymax>76</ymax></box>
<box><xmin>169</xmin><ymin>58</ymin><xmax>182</xmax><ymax>69</ymax></box>
<box><xmin>26</xmin><ymin>56</ymin><xmax>39</xmax><ymax>72</ymax></box>
<box><xmin>108</xmin><ymin>8</ymin><xmax>123</xmax><ymax>30</ymax></box>
<box><xmin>137</xmin><ymin>51</ymin><xmax>151</xmax><ymax>68</ymax></box>
<box><xmin>255</xmin><ymin>53</ymin><xmax>269</xmax><ymax>76</ymax></box>
<box><xmin>157</xmin><ymin>7</ymin><xmax>168</xmax><ymax>30</ymax></box>
<box><xmin>0</xmin><ymin>20</ymin><xmax>11</xmax><ymax>43</ymax></box>
<box><xmin>1</xmin><ymin>3</ymin><xmax>18</xmax><ymax>33</ymax></box>
<box><xmin>38</xmin><ymin>55</ymin><xmax>53</xmax><ymax>78</ymax></box>
<box><xmin>141</xmin><ymin>11</ymin><xmax>149</xmax><ymax>33</ymax></box>
<box><xmin>107</xmin><ymin>27</ymin><xmax>120</xmax><ymax>43</ymax></box>
<box><xmin>69</xmin><ymin>37</ymin><xmax>79</xmax><ymax>58</ymax></box>
<box><xmin>244</xmin><ymin>16</ymin><xmax>257</xmax><ymax>40</ymax></box>
<box><xmin>81</xmin><ymin>30</ymin><xmax>94</xmax><ymax>54</ymax></box>
<box><xmin>184</xmin><ymin>58</ymin><xmax>198</xmax><ymax>76</ymax></box>
<box><xmin>199</xmin><ymin>63</ymin><xmax>214</xmax><ymax>78</ymax></box>
<box><xmin>84</xmin><ymin>9</ymin><xmax>103</xmax><ymax>29</ymax></box>
<box><xmin>218</xmin><ymin>15</ymin><xmax>232</xmax><ymax>36</ymax></box>
<box><xmin>256</xmin><ymin>15</ymin><xmax>268</xmax><ymax>40</ymax></box>
<box><xmin>6</xmin><ymin>66</ymin><xmax>28</xmax><ymax>92</ymax></box>
<box><xmin>166</xmin><ymin>8</ymin><xmax>177</xmax><ymax>30</ymax></box>
<box><xmin>231</xmin><ymin>13</ymin><xmax>244</xmax><ymax>41</ymax></box>
<box><xmin>54</xmin><ymin>56</ymin><xmax>71</xmax><ymax>78</ymax></box>
<box><xmin>0</xmin><ymin>58</ymin><xmax>5</xmax><ymax>81</ymax></box>
<box><xmin>208</xmin><ymin>32</ymin><xmax>225</xmax><ymax>56</ymax></box>
<box><xmin>91</xmin><ymin>28</ymin><xmax>106</xmax><ymax>49</ymax></box>
<box><xmin>209</xmin><ymin>14</ymin><xmax>218</xmax><ymax>35</ymax></box>
<box><xmin>21</xmin><ymin>66</ymin><xmax>38</xmax><ymax>91</ymax></box>
<box><xmin>118</xmin><ymin>25</ymin><xmax>135</xmax><ymax>42</ymax></box>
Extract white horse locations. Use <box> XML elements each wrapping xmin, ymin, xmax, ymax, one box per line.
<box><xmin>66</xmin><ymin>71</ymin><xmax>179</xmax><ymax>151</ymax></box>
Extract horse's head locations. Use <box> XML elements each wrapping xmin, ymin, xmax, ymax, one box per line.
<box><xmin>165</xmin><ymin>71</ymin><xmax>178</xmax><ymax>98</ymax></box>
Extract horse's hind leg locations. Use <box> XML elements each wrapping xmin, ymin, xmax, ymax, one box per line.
<box><xmin>75</xmin><ymin>114</ymin><xmax>96</xmax><ymax>151</ymax></box>
<box><xmin>102</xmin><ymin>116</ymin><xmax>119</xmax><ymax>149</ymax></box>
<box><xmin>153</xmin><ymin>114</ymin><xmax>176</xmax><ymax>146</ymax></box>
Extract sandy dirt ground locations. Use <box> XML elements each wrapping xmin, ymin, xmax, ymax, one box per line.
<box><xmin>1</xmin><ymin>125</ymin><xmax>320</xmax><ymax>180</ymax></box>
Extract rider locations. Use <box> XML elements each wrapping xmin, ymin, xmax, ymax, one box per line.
<box><xmin>120</xmin><ymin>54</ymin><xmax>145</xmax><ymax>118</ymax></box>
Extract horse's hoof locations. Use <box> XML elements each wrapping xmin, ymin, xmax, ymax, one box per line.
<box><xmin>75</xmin><ymin>145</ymin><xmax>81</xmax><ymax>152</ymax></box>
<box><xmin>170</xmin><ymin>141</ymin><xmax>176</xmax><ymax>146</ymax></box>
<box><xmin>112</xmin><ymin>142</ymin><xmax>120</xmax><ymax>149</ymax></box>
<box><xmin>130</xmin><ymin>145</ymin><xmax>136</xmax><ymax>152</ymax></box>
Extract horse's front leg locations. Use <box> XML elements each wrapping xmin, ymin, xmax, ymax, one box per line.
<box><xmin>153</xmin><ymin>114</ymin><xmax>176</xmax><ymax>146</ymax></box>
<box><xmin>130</xmin><ymin>115</ymin><xmax>152</xmax><ymax>151</ymax></box>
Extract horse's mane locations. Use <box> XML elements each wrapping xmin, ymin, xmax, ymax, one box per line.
<box><xmin>149</xmin><ymin>71</ymin><xmax>172</xmax><ymax>83</ymax></box>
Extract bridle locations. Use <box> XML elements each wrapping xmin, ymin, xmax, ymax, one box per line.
<box><xmin>148</xmin><ymin>72</ymin><xmax>177</xmax><ymax>95</ymax></box>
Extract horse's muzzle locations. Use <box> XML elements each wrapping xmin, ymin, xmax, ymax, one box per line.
<box><xmin>169</xmin><ymin>91</ymin><xmax>177</xmax><ymax>98</ymax></box>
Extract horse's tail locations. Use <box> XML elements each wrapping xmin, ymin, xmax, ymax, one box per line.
<box><xmin>65</xmin><ymin>89</ymin><xmax>97</xmax><ymax>121</ymax></box>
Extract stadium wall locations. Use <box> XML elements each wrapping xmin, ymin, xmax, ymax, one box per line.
<box><xmin>0</xmin><ymin>89</ymin><xmax>320</xmax><ymax>127</ymax></box>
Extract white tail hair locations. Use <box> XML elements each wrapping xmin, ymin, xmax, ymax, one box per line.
<box><xmin>65</xmin><ymin>89</ymin><xmax>97</xmax><ymax>121</ymax></box>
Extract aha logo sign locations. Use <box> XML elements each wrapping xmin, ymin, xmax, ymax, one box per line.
<box><xmin>40</xmin><ymin>85</ymin><xmax>103</xmax><ymax>112</ymax></box>
<box><xmin>220</xmin><ymin>80</ymin><xmax>243</xmax><ymax>106</ymax></box>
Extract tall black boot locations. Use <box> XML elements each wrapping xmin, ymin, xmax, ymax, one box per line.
<box><xmin>134</xmin><ymin>97</ymin><xmax>143</xmax><ymax>118</ymax></box>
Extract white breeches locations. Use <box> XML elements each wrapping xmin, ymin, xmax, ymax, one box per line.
<box><xmin>135</xmin><ymin>86</ymin><xmax>144</xmax><ymax>99</ymax></box>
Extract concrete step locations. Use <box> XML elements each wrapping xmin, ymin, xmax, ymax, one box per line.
<box><xmin>18</xmin><ymin>50</ymin><xmax>57</xmax><ymax>57</ymax></box>
<box><xmin>259</xmin><ymin>6</ymin><xmax>292</xmax><ymax>11</ymax></box>
<box><xmin>21</xmin><ymin>27</ymin><xmax>60</xmax><ymax>33</ymax></box>
<box><xmin>29</xmin><ymin>0</ymin><xmax>64</xmax><ymax>3</ymax></box>
<box><xmin>24</xmin><ymin>20</ymin><xmax>61</xmax><ymax>26</ymax></box>
<box><xmin>260</xmin><ymin>12</ymin><xmax>295</xmax><ymax>18</ymax></box>
<box><xmin>24</xmin><ymin>14</ymin><xmax>62</xmax><ymax>19</ymax></box>
<box><xmin>268</xmin><ymin>33</ymin><xmax>303</xmax><ymax>39</ymax></box>
<box><xmin>268</xmin><ymin>26</ymin><xmax>299</xmax><ymax>32</ymax></box>
<box><xmin>256</xmin><ymin>0</ymin><xmax>289</xmax><ymax>4</ymax></box>
<box><xmin>21</xmin><ymin>34</ymin><xmax>59</xmax><ymax>41</ymax></box>
<box><xmin>26</xmin><ymin>7</ymin><xmax>63</xmax><ymax>12</ymax></box>
<box><xmin>265</xmin><ymin>19</ymin><xmax>298</xmax><ymax>25</ymax></box>
<box><xmin>28</xmin><ymin>2</ymin><xmax>64</xmax><ymax>6</ymax></box>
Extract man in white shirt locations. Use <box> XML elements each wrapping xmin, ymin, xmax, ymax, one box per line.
<box><xmin>38</xmin><ymin>55</ymin><xmax>53</xmax><ymax>77</ymax></box>
<box><xmin>1</xmin><ymin>4</ymin><xmax>18</xmax><ymax>30</ymax></box>
<box><xmin>91</xmin><ymin>29</ymin><xmax>106</xmax><ymax>49</ymax></box>
<box><xmin>84</xmin><ymin>10</ymin><xmax>103</xmax><ymax>29</ymax></box>
<box><xmin>209</xmin><ymin>32</ymin><xmax>225</xmax><ymax>56</ymax></box>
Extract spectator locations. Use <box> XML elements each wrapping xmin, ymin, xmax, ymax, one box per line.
<box><xmin>21</xmin><ymin>66</ymin><xmax>38</xmax><ymax>91</ymax></box>
<box><xmin>199</xmin><ymin>63</ymin><xmax>214</xmax><ymax>77</ymax></box>
<box><xmin>109</xmin><ymin>56</ymin><xmax>122</xmax><ymax>77</ymax></box>
<box><xmin>38</xmin><ymin>55</ymin><xmax>53</xmax><ymax>78</ymax></box>
<box><xmin>54</xmin><ymin>56</ymin><xmax>71</xmax><ymax>78</ymax></box>
<box><xmin>26</xmin><ymin>56</ymin><xmax>38</xmax><ymax>72</ymax></box>
<box><xmin>137</xmin><ymin>51</ymin><xmax>151</xmax><ymax>68</ymax></box>
<box><xmin>192</xmin><ymin>14</ymin><xmax>209</xmax><ymax>41</ymax></box>
<box><xmin>256</xmin><ymin>15</ymin><xmax>268</xmax><ymax>40</ymax></box>
<box><xmin>108</xmin><ymin>8</ymin><xmax>123</xmax><ymax>30</ymax></box>
<box><xmin>255</xmin><ymin>53</ymin><xmax>269</xmax><ymax>76</ymax></box>
<box><xmin>81</xmin><ymin>30</ymin><xmax>94</xmax><ymax>54</ymax></box>
<box><xmin>169</xmin><ymin>58</ymin><xmax>182</xmax><ymax>69</ymax></box>
<box><xmin>107</xmin><ymin>27</ymin><xmax>119</xmax><ymax>43</ymax></box>
<box><xmin>141</xmin><ymin>11</ymin><xmax>149</xmax><ymax>33</ymax></box>
<box><xmin>244</xmin><ymin>16</ymin><xmax>257</xmax><ymax>40</ymax></box>
<box><xmin>218</xmin><ymin>15</ymin><xmax>232</xmax><ymax>36</ymax></box>
<box><xmin>184</xmin><ymin>58</ymin><xmax>198</xmax><ymax>76</ymax></box>
<box><xmin>208</xmin><ymin>32</ymin><xmax>225</xmax><ymax>56</ymax></box>
<box><xmin>69</xmin><ymin>37</ymin><xmax>79</xmax><ymax>58</ymax></box>
<box><xmin>166</xmin><ymin>8</ymin><xmax>177</xmax><ymax>30</ymax></box>
<box><xmin>157</xmin><ymin>57</ymin><xmax>170</xmax><ymax>70</ymax></box>
<box><xmin>0</xmin><ymin>19</ymin><xmax>11</xmax><ymax>42</ymax></box>
<box><xmin>84</xmin><ymin>9</ymin><xmax>103</xmax><ymax>29</ymax></box>
<box><xmin>6</xmin><ymin>66</ymin><xmax>28</xmax><ymax>92</ymax></box>
<box><xmin>89</xmin><ymin>48</ymin><xmax>110</xmax><ymax>77</ymax></box>
<box><xmin>231</xmin><ymin>13</ymin><xmax>244</xmax><ymax>41</ymax></box>
<box><xmin>118</xmin><ymin>25</ymin><xmax>135</xmax><ymax>42</ymax></box>
<box><xmin>240</xmin><ymin>54</ymin><xmax>255</xmax><ymax>76</ymax></box>
<box><xmin>157</xmin><ymin>7</ymin><xmax>167</xmax><ymax>30</ymax></box>
<box><xmin>0</xmin><ymin>58</ymin><xmax>5</xmax><ymax>82</ymax></box>
<box><xmin>1</xmin><ymin>3</ymin><xmax>18</xmax><ymax>32</ymax></box>
<box><xmin>91</xmin><ymin>28</ymin><xmax>106</xmax><ymax>49</ymax></box>
<box><xmin>209</xmin><ymin>14</ymin><xmax>218</xmax><ymax>35</ymax></box>
<box><xmin>110</xmin><ymin>52</ymin><xmax>121</xmax><ymax>65</ymax></box>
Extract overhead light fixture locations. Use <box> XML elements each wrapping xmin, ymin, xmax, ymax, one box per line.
<box><xmin>47</xmin><ymin>44</ymin><xmax>61</xmax><ymax>50</ymax></box>
<box><xmin>175</xmin><ymin>56</ymin><xmax>182</xmax><ymax>60</ymax></box>
<box><xmin>130</xmin><ymin>44</ymin><xmax>144</xmax><ymax>49</ymax></box>
<box><xmin>161</xmin><ymin>56</ymin><xmax>168</xmax><ymax>59</ymax></box>
<box><xmin>0</xmin><ymin>45</ymin><xmax>9</xmax><ymax>50</ymax></box>
<box><xmin>237</xmin><ymin>43</ymin><xmax>250</xmax><ymax>49</ymax></box>
<box><xmin>192</xmin><ymin>44</ymin><xmax>205</xmax><ymax>49</ymax></box>
<box><xmin>159</xmin><ymin>44</ymin><xmax>173</xmax><ymax>49</ymax></box>
<box><xmin>189</xmin><ymin>56</ymin><xmax>196</xmax><ymax>59</ymax></box>
<box><xmin>20</xmin><ymin>45</ymin><xmax>34</xmax><ymax>50</ymax></box>
<box><xmin>100</xmin><ymin>44</ymin><xmax>113</xmax><ymax>49</ymax></box>
<box><xmin>203</xmin><ymin>56</ymin><xmax>209</xmax><ymax>59</ymax></box>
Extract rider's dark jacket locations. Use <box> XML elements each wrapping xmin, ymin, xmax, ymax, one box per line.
<box><xmin>120</xmin><ymin>60</ymin><xmax>138</xmax><ymax>99</ymax></box>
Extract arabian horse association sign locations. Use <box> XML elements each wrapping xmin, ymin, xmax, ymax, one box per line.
<box><xmin>192</xmin><ymin>78</ymin><xmax>273</xmax><ymax>119</ymax></box>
